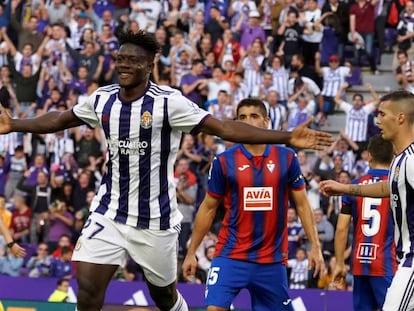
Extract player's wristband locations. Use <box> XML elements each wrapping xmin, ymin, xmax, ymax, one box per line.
<box><xmin>6</xmin><ymin>241</ymin><xmax>16</xmax><ymax>248</ymax></box>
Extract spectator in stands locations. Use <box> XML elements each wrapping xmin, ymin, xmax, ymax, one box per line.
<box><xmin>171</xmin><ymin>49</ymin><xmax>192</xmax><ymax>87</ymax></box>
<box><xmin>48</xmin><ymin>278</ymin><xmax>71</xmax><ymax>302</ymax></box>
<box><xmin>288</xmin><ymin>247</ymin><xmax>309</xmax><ymax>289</ymax></box>
<box><xmin>395</xmin><ymin>49</ymin><xmax>414</xmax><ymax>94</ymax></box>
<box><xmin>73</xmin><ymin>127</ymin><xmax>103</xmax><ymax>170</ymax></box>
<box><xmin>5</xmin><ymin>145</ymin><xmax>27</xmax><ymax>201</ymax></box>
<box><xmin>207</xmin><ymin>65</ymin><xmax>232</xmax><ymax>104</ymax></box>
<box><xmin>71</xmin><ymin>170</ymin><xmax>95</xmax><ymax>212</ymax></box>
<box><xmin>46</xmin><ymin>0</ymin><xmax>68</xmax><ymax>25</ymax></box>
<box><xmin>228</xmin><ymin>0</ymin><xmax>257</xmax><ymax>37</ymax></box>
<box><xmin>129</xmin><ymin>0</ymin><xmax>162</xmax><ymax>34</ymax></box>
<box><xmin>204</xmin><ymin>5</ymin><xmax>229</xmax><ymax>46</ymax></box>
<box><xmin>237</xmin><ymin>40</ymin><xmax>265</xmax><ymax>97</ymax></box>
<box><xmin>288</xmin><ymin>73</ymin><xmax>322</xmax><ymax>117</ymax></box>
<box><xmin>177</xmin><ymin>134</ymin><xmax>202</xmax><ymax>176</ymax></box>
<box><xmin>290</xmin><ymin>53</ymin><xmax>321</xmax><ymax>87</ymax></box>
<box><xmin>334</xmin><ymin>83</ymin><xmax>380</xmax><ymax>154</ymax></box>
<box><xmin>277</xmin><ymin>9</ymin><xmax>308</xmax><ymax>68</ymax></box>
<box><xmin>197</xmin><ymin>244</ymin><xmax>215</xmax><ymax>275</ymax></box>
<box><xmin>0</xmin><ymin>245</ymin><xmax>24</xmax><ymax>276</ymax></box>
<box><xmin>314</xmin><ymin>12</ymin><xmax>342</xmax><ymax>65</ymax></box>
<box><xmin>265</xmin><ymin>55</ymin><xmax>289</xmax><ymax>107</ymax></box>
<box><xmin>51</xmin><ymin>234</ymin><xmax>74</xmax><ymax>259</ymax></box>
<box><xmin>180</xmin><ymin>59</ymin><xmax>209</xmax><ymax>109</ymax></box>
<box><xmin>9</xmin><ymin>3</ymin><xmax>44</xmax><ymax>52</ymax></box>
<box><xmin>300</xmin><ymin>207</ymin><xmax>334</xmax><ymax>257</ymax></box>
<box><xmin>26</xmin><ymin>241</ymin><xmax>52</xmax><ymax>277</ymax></box>
<box><xmin>213</xmin><ymin>28</ymin><xmax>244</xmax><ymax>68</ymax></box>
<box><xmin>301</xmin><ymin>0</ymin><xmax>322</xmax><ymax>67</ymax></box>
<box><xmin>321</xmin><ymin>0</ymin><xmax>349</xmax><ymax>59</ymax></box>
<box><xmin>175</xmin><ymin>158</ymin><xmax>198</xmax><ymax>257</ymax></box>
<box><xmin>9</xmin><ymin>193</ymin><xmax>31</xmax><ymax>244</ymax></box>
<box><xmin>65</xmin><ymin>41</ymin><xmax>104</xmax><ymax>82</ymax></box>
<box><xmin>286</xmin><ymin>93</ymin><xmax>312</xmax><ymax>131</ymax></box>
<box><xmin>266</xmin><ymin>89</ymin><xmax>288</xmax><ymax>131</ymax></box>
<box><xmin>349</xmin><ymin>0</ymin><xmax>380</xmax><ymax>75</ymax></box>
<box><xmin>17</xmin><ymin>170</ymin><xmax>52</xmax><ymax>244</ymax></box>
<box><xmin>327</xmin><ymin>170</ymin><xmax>351</xmax><ymax>227</ymax></box>
<box><xmin>236</xmin><ymin>10</ymin><xmax>265</xmax><ymax>52</ymax></box>
<box><xmin>72</xmin><ymin>190</ymin><xmax>93</xmax><ymax>244</ymax></box>
<box><xmin>393</xmin><ymin>1</ymin><xmax>414</xmax><ymax>70</ymax></box>
<box><xmin>49</xmin><ymin>245</ymin><xmax>74</xmax><ymax>279</ymax></box>
<box><xmin>48</xmin><ymin>200</ymin><xmax>74</xmax><ymax>253</ymax></box>
<box><xmin>287</xmin><ymin>207</ymin><xmax>302</xmax><ymax>259</ymax></box>
<box><xmin>25</xmin><ymin>154</ymin><xmax>49</xmax><ymax>187</ymax></box>
<box><xmin>208</xmin><ymin>90</ymin><xmax>234</xmax><ymax>120</ymax></box>
<box><xmin>315</xmin><ymin>53</ymin><xmax>351</xmax><ymax>117</ymax></box>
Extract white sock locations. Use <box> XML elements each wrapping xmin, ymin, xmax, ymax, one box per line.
<box><xmin>169</xmin><ymin>291</ymin><xmax>189</xmax><ymax>311</ymax></box>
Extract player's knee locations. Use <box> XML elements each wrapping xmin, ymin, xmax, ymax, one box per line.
<box><xmin>77</xmin><ymin>277</ymin><xmax>104</xmax><ymax>310</ymax></box>
<box><xmin>148</xmin><ymin>283</ymin><xmax>177</xmax><ymax>311</ymax></box>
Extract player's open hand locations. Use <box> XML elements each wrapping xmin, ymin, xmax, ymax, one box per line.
<box><xmin>290</xmin><ymin>117</ymin><xmax>333</xmax><ymax>151</ymax></box>
<box><xmin>308</xmin><ymin>245</ymin><xmax>325</xmax><ymax>279</ymax></box>
<box><xmin>0</xmin><ymin>104</ymin><xmax>13</xmax><ymax>134</ymax></box>
<box><xmin>182</xmin><ymin>253</ymin><xmax>198</xmax><ymax>281</ymax></box>
<box><xmin>10</xmin><ymin>243</ymin><xmax>26</xmax><ymax>258</ymax></box>
<box><xmin>319</xmin><ymin>180</ymin><xmax>346</xmax><ymax>197</ymax></box>
<box><xmin>331</xmin><ymin>264</ymin><xmax>347</xmax><ymax>290</ymax></box>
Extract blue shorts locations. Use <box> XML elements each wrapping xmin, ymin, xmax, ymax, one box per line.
<box><xmin>353</xmin><ymin>275</ymin><xmax>393</xmax><ymax>311</ymax></box>
<box><xmin>205</xmin><ymin>257</ymin><xmax>293</xmax><ymax>311</ymax></box>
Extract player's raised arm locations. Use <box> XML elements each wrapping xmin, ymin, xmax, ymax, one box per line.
<box><xmin>200</xmin><ymin>116</ymin><xmax>333</xmax><ymax>151</ymax></box>
<box><xmin>320</xmin><ymin>179</ymin><xmax>390</xmax><ymax>198</ymax></box>
<box><xmin>0</xmin><ymin>104</ymin><xmax>84</xmax><ymax>134</ymax></box>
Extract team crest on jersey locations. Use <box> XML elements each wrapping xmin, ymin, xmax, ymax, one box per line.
<box><xmin>140</xmin><ymin>111</ymin><xmax>153</xmax><ymax>129</ymax></box>
<box><xmin>243</xmin><ymin>187</ymin><xmax>273</xmax><ymax>211</ymax></box>
<box><xmin>266</xmin><ymin>161</ymin><xmax>275</xmax><ymax>173</ymax></box>
<box><xmin>75</xmin><ymin>239</ymin><xmax>81</xmax><ymax>251</ymax></box>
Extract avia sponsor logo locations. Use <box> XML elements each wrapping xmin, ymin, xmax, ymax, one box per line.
<box><xmin>243</xmin><ymin>187</ymin><xmax>273</xmax><ymax>211</ymax></box>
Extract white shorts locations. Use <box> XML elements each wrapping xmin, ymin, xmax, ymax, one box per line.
<box><xmin>383</xmin><ymin>267</ymin><xmax>414</xmax><ymax>311</ymax></box>
<box><xmin>72</xmin><ymin>212</ymin><xmax>180</xmax><ymax>287</ymax></box>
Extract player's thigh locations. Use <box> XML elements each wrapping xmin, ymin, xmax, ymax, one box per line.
<box><xmin>383</xmin><ymin>267</ymin><xmax>414</xmax><ymax>311</ymax></box>
<box><xmin>72</xmin><ymin>212</ymin><xmax>129</xmax><ymax>266</ymax></box>
<box><xmin>353</xmin><ymin>276</ymin><xmax>379</xmax><ymax>311</ymax></box>
<box><xmin>249</xmin><ymin>263</ymin><xmax>293</xmax><ymax>311</ymax></box>
<box><xmin>205</xmin><ymin>257</ymin><xmax>249</xmax><ymax>309</ymax></box>
<box><xmin>76</xmin><ymin>261</ymin><xmax>119</xmax><ymax>298</ymax></box>
<box><xmin>127</xmin><ymin>225</ymin><xmax>179</xmax><ymax>287</ymax></box>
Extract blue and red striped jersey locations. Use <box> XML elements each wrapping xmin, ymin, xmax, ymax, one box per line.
<box><xmin>208</xmin><ymin>144</ymin><xmax>305</xmax><ymax>264</ymax></box>
<box><xmin>342</xmin><ymin>169</ymin><xmax>397</xmax><ymax>276</ymax></box>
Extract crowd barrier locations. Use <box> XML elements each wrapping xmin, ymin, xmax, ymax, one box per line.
<box><xmin>0</xmin><ymin>276</ymin><xmax>353</xmax><ymax>310</ymax></box>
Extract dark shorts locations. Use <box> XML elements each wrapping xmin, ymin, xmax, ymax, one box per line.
<box><xmin>205</xmin><ymin>257</ymin><xmax>293</xmax><ymax>311</ymax></box>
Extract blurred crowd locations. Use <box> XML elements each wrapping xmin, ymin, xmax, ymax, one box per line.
<box><xmin>0</xmin><ymin>0</ymin><xmax>411</xmax><ymax>290</ymax></box>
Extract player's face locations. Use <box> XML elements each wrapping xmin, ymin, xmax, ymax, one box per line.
<box><xmin>376</xmin><ymin>100</ymin><xmax>399</xmax><ymax>141</ymax></box>
<box><xmin>237</xmin><ymin>106</ymin><xmax>269</xmax><ymax>129</ymax></box>
<box><xmin>116</xmin><ymin>43</ymin><xmax>153</xmax><ymax>89</ymax></box>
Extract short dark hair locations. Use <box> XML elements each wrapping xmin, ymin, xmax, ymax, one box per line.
<box><xmin>236</xmin><ymin>98</ymin><xmax>268</xmax><ymax>118</ymax></box>
<box><xmin>367</xmin><ymin>134</ymin><xmax>394</xmax><ymax>165</ymax></box>
<box><xmin>117</xmin><ymin>30</ymin><xmax>160</xmax><ymax>61</ymax></box>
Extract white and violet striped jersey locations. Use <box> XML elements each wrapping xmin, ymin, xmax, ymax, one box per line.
<box><xmin>389</xmin><ymin>143</ymin><xmax>414</xmax><ymax>267</ymax></box>
<box><xmin>72</xmin><ymin>82</ymin><xmax>211</xmax><ymax>230</ymax></box>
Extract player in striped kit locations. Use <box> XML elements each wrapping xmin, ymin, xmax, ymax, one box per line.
<box><xmin>0</xmin><ymin>31</ymin><xmax>332</xmax><ymax>311</ymax></box>
<box><xmin>182</xmin><ymin>99</ymin><xmax>324</xmax><ymax>310</ymax></box>
<box><xmin>331</xmin><ymin>134</ymin><xmax>397</xmax><ymax>310</ymax></box>
<box><xmin>320</xmin><ymin>91</ymin><xmax>414</xmax><ymax>311</ymax></box>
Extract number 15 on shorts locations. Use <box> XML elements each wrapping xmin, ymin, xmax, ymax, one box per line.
<box><xmin>207</xmin><ymin>267</ymin><xmax>220</xmax><ymax>285</ymax></box>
